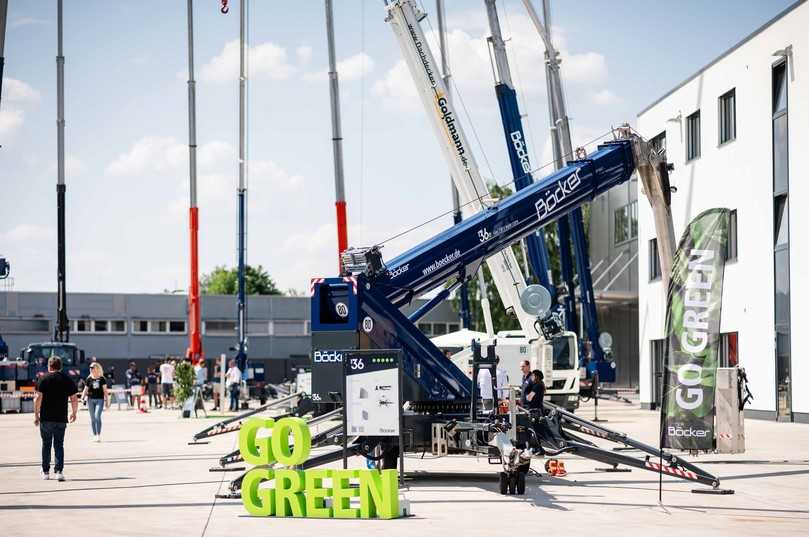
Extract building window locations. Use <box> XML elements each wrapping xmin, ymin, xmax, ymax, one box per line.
<box><xmin>648</xmin><ymin>238</ymin><xmax>661</xmax><ymax>281</ymax></box>
<box><xmin>613</xmin><ymin>201</ymin><xmax>638</xmax><ymax>245</ymax></box>
<box><xmin>650</xmin><ymin>131</ymin><xmax>666</xmax><ymax>159</ymax></box>
<box><xmin>247</xmin><ymin>320</ymin><xmax>269</xmax><ymax>336</ymax></box>
<box><xmin>418</xmin><ymin>323</ymin><xmax>433</xmax><ymax>336</ymax></box>
<box><xmin>686</xmin><ymin>110</ymin><xmax>701</xmax><ymax>161</ymax></box>
<box><xmin>774</xmin><ymin>195</ymin><xmax>788</xmax><ymax>246</ymax></box>
<box><xmin>447</xmin><ymin>323</ymin><xmax>460</xmax><ymax>333</ymax></box>
<box><xmin>726</xmin><ymin>209</ymin><xmax>738</xmax><ymax>261</ymax></box>
<box><xmin>270</xmin><ymin>320</ymin><xmax>309</xmax><ymax>337</ymax></box>
<box><xmin>772</xmin><ymin>60</ymin><xmax>791</xmax><ymax>419</ymax></box>
<box><xmin>0</xmin><ymin>319</ymin><xmax>50</xmax><ymax>334</ymax></box>
<box><xmin>131</xmin><ymin>319</ymin><xmax>185</xmax><ymax>334</ymax></box>
<box><xmin>718</xmin><ymin>89</ymin><xmax>736</xmax><ymax>144</ymax></box>
<box><xmin>432</xmin><ymin>323</ymin><xmax>448</xmax><ymax>336</ymax></box>
<box><xmin>719</xmin><ymin>332</ymin><xmax>738</xmax><ymax>367</ymax></box>
<box><xmin>205</xmin><ymin>320</ymin><xmax>236</xmax><ymax>336</ymax></box>
<box><xmin>74</xmin><ymin>319</ymin><xmax>127</xmax><ymax>334</ymax></box>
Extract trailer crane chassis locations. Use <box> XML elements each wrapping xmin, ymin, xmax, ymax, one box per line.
<box><xmin>302</xmin><ymin>135</ymin><xmax>723</xmax><ymax>495</ymax></box>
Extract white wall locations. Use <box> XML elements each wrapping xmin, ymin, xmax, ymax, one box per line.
<box><xmin>637</xmin><ymin>1</ymin><xmax>809</xmax><ymax>416</ymax></box>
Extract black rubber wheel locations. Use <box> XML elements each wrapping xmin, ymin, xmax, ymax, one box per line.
<box><xmin>499</xmin><ymin>473</ymin><xmax>508</xmax><ymax>495</ymax></box>
<box><xmin>516</xmin><ymin>472</ymin><xmax>526</xmax><ymax>495</ymax></box>
<box><xmin>508</xmin><ymin>474</ymin><xmax>517</xmax><ymax>494</ymax></box>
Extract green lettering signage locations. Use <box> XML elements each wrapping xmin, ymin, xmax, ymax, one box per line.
<box><xmin>239</xmin><ymin>417</ymin><xmax>399</xmax><ymax>519</ymax></box>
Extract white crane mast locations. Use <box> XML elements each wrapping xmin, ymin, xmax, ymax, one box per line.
<box><xmin>385</xmin><ymin>0</ymin><xmax>539</xmax><ymax>337</ymax></box>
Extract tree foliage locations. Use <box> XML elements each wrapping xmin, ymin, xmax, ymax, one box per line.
<box><xmin>173</xmin><ymin>361</ymin><xmax>195</xmax><ymax>405</ymax></box>
<box><xmin>450</xmin><ymin>183</ymin><xmax>591</xmax><ymax>332</ymax></box>
<box><xmin>200</xmin><ymin>265</ymin><xmax>282</xmax><ymax>296</ymax></box>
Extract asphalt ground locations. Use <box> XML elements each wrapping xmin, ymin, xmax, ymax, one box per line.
<box><xmin>1</xmin><ymin>398</ymin><xmax>807</xmax><ymax>536</ymax></box>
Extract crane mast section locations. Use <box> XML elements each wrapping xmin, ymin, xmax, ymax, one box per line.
<box><xmin>385</xmin><ymin>0</ymin><xmax>535</xmax><ymax>334</ymax></box>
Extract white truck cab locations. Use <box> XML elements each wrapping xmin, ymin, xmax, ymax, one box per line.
<box><xmin>435</xmin><ymin>330</ymin><xmax>580</xmax><ymax>411</ymax></box>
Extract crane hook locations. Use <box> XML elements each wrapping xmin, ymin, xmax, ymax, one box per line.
<box><xmin>220</xmin><ymin>0</ymin><xmax>229</xmax><ymax>14</ymax></box>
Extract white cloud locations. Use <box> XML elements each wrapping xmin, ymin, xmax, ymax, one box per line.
<box><xmin>297</xmin><ymin>45</ymin><xmax>313</xmax><ymax>65</ymax></box>
<box><xmin>10</xmin><ymin>16</ymin><xmax>49</xmax><ymax>29</ymax></box>
<box><xmin>0</xmin><ymin>223</ymin><xmax>54</xmax><ymax>243</ymax></box>
<box><xmin>371</xmin><ymin>59</ymin><xmax>418</xmax><ymax>105</ymax></box>
<box><xmin>0</xmin><ymin>109</ymin><xmax>24</xmax><ymax>136</ymax></box>
<box><xmin>5</xmin><ymin>78</ymin><xmax>41</xmax><ymax>104</ymax></box>
<box><xmin>251</xmin><ymin>160</ymin><xmax>304</xmax><ymax>191</ymax></box>
<box><xmin>105</xmin><ymin>137</ymin><xmax>185</xmax><ymax>176</ymax></box>
<box><xmin>197</xmin><ymin>141</ymin><xmax>234</xmax><ymax>170</ymax></box>
<box><xmin>591</xmin><ymin>89</ymin><xmax>619</xmax><ymax>105</ymax></box>
<box><xmin>304</xmin><ymin>52</ymin><xmax>375</xmax><ymax>82</ymax></box>
<box><xmin>105</xmin><ymin>137</ymin><xmax>238</xmax><ymax>178</ymax></box>
<box><xmin>563</xmin><ymin>51</ymin><xmax>608</xmax><ymax>85</ymax></box>
<box><xmin>200</xmin><ymin>40</ymin><xmax>296</xmax><ymax>83</ymax></box>
<box><xmin>376</xmin><ymin>9</ymin><xmax>610</xmax><ymax>98</ymax></box>
<box><xmin>48</xmin><ymin>155</ymin><xmax>87</xmax><ymax>177</ymax></box>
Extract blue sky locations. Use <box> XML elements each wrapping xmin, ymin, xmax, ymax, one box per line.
<box><xmin>0</xmin><ymin>0</ymin><xmax>795</xmax><ymax>294</ymax></box>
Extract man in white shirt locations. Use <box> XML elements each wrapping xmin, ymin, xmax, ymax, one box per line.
<box><xmin>477</xmin><ymin>357</ymin><xmax>508</xmax><ymax>411</ymax></box>
<box><xmin>225</xmin><ymin>360</ymin><xmax>242</xmax><ymax>412</ymax></box>
<box><xmin>159</xmin><ymin>359</ymin><xmax>175</xmax><ymax>409</ymax></box>
<box><xmin>477</xmin><ymin>367</ymin><xmax>494</xmax><ymax>410</ymax></box>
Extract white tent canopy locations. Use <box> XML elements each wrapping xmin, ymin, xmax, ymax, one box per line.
<box><xmin>430</xmin><ymin>329</ymin><xmax>487</xmax><ymax>350</ymax></box>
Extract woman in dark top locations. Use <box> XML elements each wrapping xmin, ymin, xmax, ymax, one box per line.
<box><xmin>81</xmin><ymin>362</ymin><xmax>109</xmax><ymax>442</ymax></box>
<box><xmin>525</xmin><ymin>369</ymin><xmax>545</xmax><ymax>412</ymax></box>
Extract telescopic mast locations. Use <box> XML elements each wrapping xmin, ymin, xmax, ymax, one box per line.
<box><xmin>186</xmin><ymin>0</ymin><xmax>203</xmax><ymax>362</ymax></box>
<box><xmin>55</xmin><ymin>0</ymin><xmax>69</xmax><ymax>343</ymax></box>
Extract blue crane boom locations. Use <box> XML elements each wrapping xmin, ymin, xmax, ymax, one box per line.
<box><xmin>485</xmin><ymin>0</ymin><xmax>554</xmax><ymax>294</ymax></box>
<box><xmin>312</xmin><ymin>138</ymin><xmax>635</xmax><ymax>402</ymax></box>
<box><xmin>381</xmin><ymin>140</ymin><xmax>634</xmax><ymax>305</ymax></box>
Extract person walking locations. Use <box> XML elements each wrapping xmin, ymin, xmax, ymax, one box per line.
<box><xmin>225</xmin><ymin>360</ymin><xmax>242</xmax><ymax>412</ymax></box>
<box><xmin>80</xmin><ymin>362</ymin><xmax>109</xmax><ymax>442</ymax></box>
<box><xmin>146</xmin><ymin>367</ymin><xmax>160</xmax><ymax>408</ymax></box>
<box><xmin>159</xmin><ymin>358</ymin><xmax>175</xmax><ymax>409</ymax></box>
<box><xmin>34</xmin><ymin>357</ymin><xmax>79</xmax><ymax>481</ymax></box>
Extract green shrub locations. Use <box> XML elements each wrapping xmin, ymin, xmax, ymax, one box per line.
<box><xmin>174</xmin><ymin>361</ymin><xmax>195</xmax><ymax>404</ymax></box>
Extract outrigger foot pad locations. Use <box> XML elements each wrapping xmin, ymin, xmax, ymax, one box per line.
<box><xmin>210</xmin><ymin>467</ymin><xmax>245</xmax><ymax>472</ymax></box>
<box><xmin>692</xmin><ymin>488</ymin><xmax>735</xmax><ymax>495</ymax></box>
<box><xmin>215</xmin><ymin>492</ymin><xmax>242</xmax><ymax>500</ymax></box>
<box><xmin>188</xmin><ymin>441</ymin><xmax>210</xmax><ymax>445</ymax></box>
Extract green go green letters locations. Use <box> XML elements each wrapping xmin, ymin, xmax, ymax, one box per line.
<box><xmin>239</xmin><ymin>417</ymin><xmax>399</xmax><ymax>519</ymax></box>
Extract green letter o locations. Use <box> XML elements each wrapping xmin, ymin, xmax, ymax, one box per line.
<box><xmin>271</xmin><ymin>417</ymin><xmax>311</xmax><ymax>466</ymax></box>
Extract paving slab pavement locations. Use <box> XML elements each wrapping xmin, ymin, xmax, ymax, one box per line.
<box><xmin>1</xmin><ymin>399</ymin><xmax>807</xmax><ymax>536</ymax></box>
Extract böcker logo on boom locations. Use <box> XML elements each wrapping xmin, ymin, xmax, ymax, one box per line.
<box><xmin>535</xmin><ymin>169</ymin><xmax>582</xmax><ymax>220</ymax></box>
